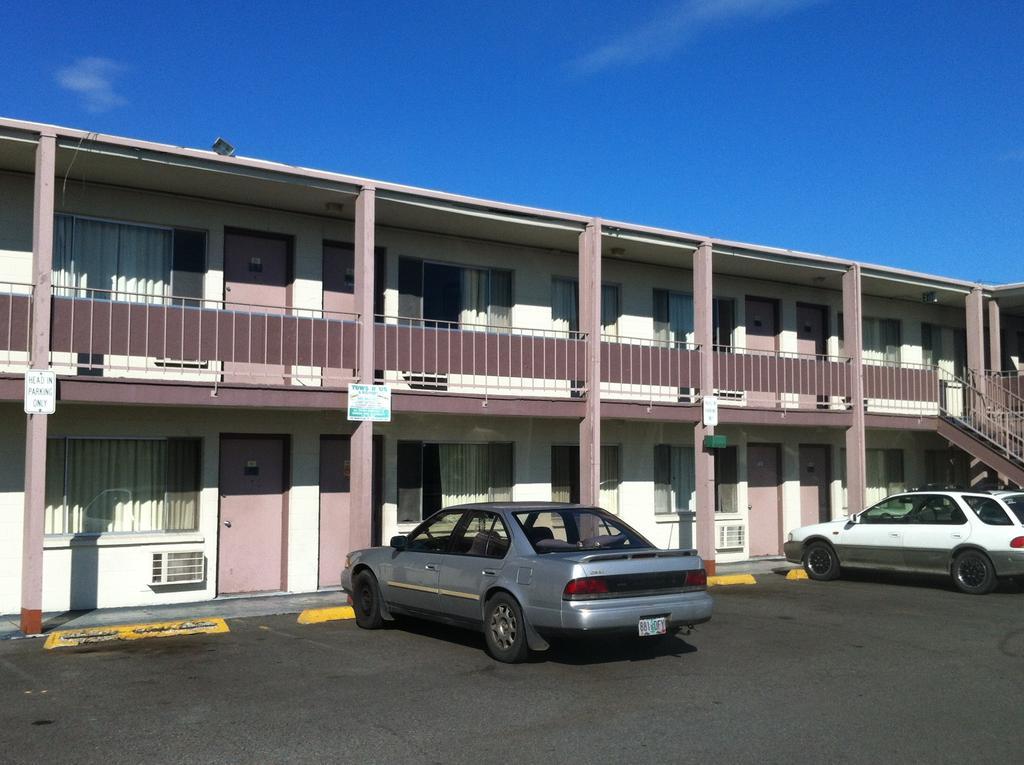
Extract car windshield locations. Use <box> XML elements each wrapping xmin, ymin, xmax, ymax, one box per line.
<box><xmin>513</xmin><ymin>508</ymin><xmax>654</xmax><ymax>553</ymax></box>
<box><xmin>1000</xmin><ymin>495</ymin><xmax>1024</xmax><ymax>524</ymax></box>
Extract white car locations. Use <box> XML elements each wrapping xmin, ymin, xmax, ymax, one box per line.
<box><xmin>784</xmin><ymin>490</ymin><xmax>1024</xmax><ymax>594</ymax></box>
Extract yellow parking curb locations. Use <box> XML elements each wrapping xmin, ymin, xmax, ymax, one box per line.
<box><xmin>708</xmin><ymin>574</ymin><xmax>757</xmax><ymax>587</ymax></box>
<box><xmin>297</xmin><ymin>606</ymin><xmax>355</xmax><ymax>625</ymax></box>
<box><xmin>43</xmin><ymin>618</ymin><xmax>229</xmax><ymax>649</ymax></box>
<box><xmin>786</xmin><ymin>569</ymin><xmax>809</xmax><ymax>580</ymax></box>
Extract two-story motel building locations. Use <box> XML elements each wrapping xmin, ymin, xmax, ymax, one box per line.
<box><xmin>2</xmin><ymin>117</ymin><xmax>1022</xmax><ymax>633</ymax></box>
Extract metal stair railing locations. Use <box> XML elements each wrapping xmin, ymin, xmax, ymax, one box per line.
<box><xmin>937</xmin><ymin>367</ymin><xmax>1024</xmax><ymax>468</ymax></box>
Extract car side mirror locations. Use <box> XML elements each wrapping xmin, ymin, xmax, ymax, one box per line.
<box><xmin>848</xmin><ymin>513</ymin><xmax>859</xmax><ymax>524</ymax></box>
<box><xmin>390</xmin><ymin>535</ymin><xmax>408</xmax><ymax>550</ymax></box>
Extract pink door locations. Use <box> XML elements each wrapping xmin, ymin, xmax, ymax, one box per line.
<box><xmin>796</xmin><ymin>303</ymin><xmax>828</xmax><ymax>408</ymax></box>
<box><xmin>218</xmin><ymin>435</ymin><xmax>287</xmax><ymax>594</ymax></box>
<box><xmin>319</xmin><ymin>435</ymin><xmax>351</xmax><ymax>589</ymax></box>
<box><xmin>744</xmin><ymin>297</ymin><xmax>779</xmax><ymax>408</ymax></box>
<box><xmin>798</xmin><ymin>445</ymin><xmax>831</xmax><ymax>527</ymax></box>
<box><xmin>748</xmin><ymin>443</ymin><xmax>782</xmax><ymax>557</ymax></box>
<box><xmin>223</xmin><ymin>231</ymin><xmax>291</xmax><ymax>384</ymax></box>
<box><xmin>322</xmin><ymin>242</ymin><xmax>357</xmax><ymax>381</ymax></box>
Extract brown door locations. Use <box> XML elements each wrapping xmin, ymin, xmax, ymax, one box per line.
<box><xmin>796</xmin><ymin>303</ymin><xmax>829</xmax><ymax>408</ymax></box>
<box><xmin>218</xmin><ymin>435</ymin><xmax>287</xmax><ymax>594</ymax></box>
<box><xmin>745</xmin><ymin>297</ymin><xmax>779</xmax><ymax>407</ymax></box>
<box><xmin>319</xmin><ymin>435</ymin><xmax>351</xmax><ymax>589</ymax></box>
<box><xmin>223</xmin><ymin>230</ymin><xmax>291</xmax><ymax>383</ymax></box>
<box><xmin>322</xmin><ymin>241</ymin><xmax>355</xmax><ymax>315</ymax></box>
<box><xmin>748</xmin><ymin>443</ymin><xmax>782</xmax><ymax>557</ymax></box>
<box><xmin>798</xmin><ymin>445</ymin><xmax>831</xmax><ymax>526</ymax></box>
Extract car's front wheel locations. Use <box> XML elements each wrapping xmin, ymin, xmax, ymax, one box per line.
<box><xmin>803</xmin><ymin>541</ymin><xmax>840</xmax><ymax>581</ymax></box>
<box><xmin>483</xmin><ymin>593</ymin><xmax>529</xmax><ymax>663</ymax></box>
<box><xmin>352</xmin><ymin>570</ymin><xmax>385</xmax><ymax>629</ymax></box>
<box><xmin>952</xmin><ymin>550</ymin><xmax>997</xmax><ymax>595</ymax></box>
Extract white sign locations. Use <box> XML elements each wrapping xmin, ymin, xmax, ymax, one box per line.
<box><xmin>702</xmin><ymin>395</ymin><xmax>719</xmax><ymax>427</ymax></box>
<box><xmin>24</xmin><ymin>370</ymin><xmax>56</xmax><ymax>415</ymax></box>
<box><xmin>347</xmin><ymin>384</ymin><xmax>392</xmax><ymax>422</ymax></box>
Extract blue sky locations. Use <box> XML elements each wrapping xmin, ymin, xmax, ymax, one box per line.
<box><xmin>2</xmin><ymin>1</ymin><xmax>1022</xmax><ymax>283</ymax></box>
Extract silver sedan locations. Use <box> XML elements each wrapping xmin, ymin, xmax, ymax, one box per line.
<box><xmin>341</xmin><ymin>502</ymin><xmax>713</xmax><ymax>662</ymax></box>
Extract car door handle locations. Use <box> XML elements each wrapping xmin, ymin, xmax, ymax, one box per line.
<box><xmin>888</xmin><ymin>532</ymin><xmax>900</xmax><ymax>537</ymax></box>
<box><xmin>482</xmin><ymin>570</ymin><xmax>498</xmax><ymax>577</ymax></box>
<box><xmin>424</xmin><ymin>563</ymin><xmax>438</xmax><ymax>571</ymax></box>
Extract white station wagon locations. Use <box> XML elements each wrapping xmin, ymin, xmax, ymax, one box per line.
<box><xmin>784</xmin><ymin>490</ymin><xmax>1024</xmax><ymax>594</ymax></box>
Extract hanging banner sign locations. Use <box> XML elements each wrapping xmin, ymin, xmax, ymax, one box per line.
<box><xmin>347</xmin><ymin>384</ymin><xmax>392</xmax><ymax>422</ymax></box>
<box><xmin>24</xmin><ymin>370</ymin><xmax>56</xmax><ymax>415</ymax></box>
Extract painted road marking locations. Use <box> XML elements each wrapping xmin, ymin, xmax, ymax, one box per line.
<box><xmin>297</xmin><ymin>606</ymin><xmax>355</xmax><ymax>625</ymax></box>
<box><xmin>708</xmin><ymin>574</ymin><xmax>757</xmax><ymax>587</ymax></box>
<box><xmin>786</xmin><ymin>569</ymin><xmax>809</xmax><ymax>580</ymax></box>
<box><xmin>43</xmin><ymin>618</ymin><xmax>229</xmax><ymax>650</ymax></box>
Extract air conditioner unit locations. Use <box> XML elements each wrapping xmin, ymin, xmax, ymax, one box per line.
<box><xmin>716</xmin><ymin>524</ymin><xmax>745</xmax><ymax>551</ymax></box>
<box><xmin>152</xmin><ymin>550</ymin><xmax>205</xmax><ymax>585</ymax></box>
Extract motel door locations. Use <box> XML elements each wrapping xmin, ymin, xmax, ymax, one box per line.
<box><xmin>748</xmin><ymin>443</ymin><xmax>782</xmax><ymax>557</ymax></box>
<box><xmin>319</xmin><ymin>435</ymin><xmax>351</xmax><ymax>588</ymax></box>
<box><xmin>744</xmin><ymin>297</ymin><xmax>779</xmax><ymax>408</ymax></box>
<box><xmin>218</xmin><ymin>435</ymin><xmax>287</xmax><ymax>594</ymax></box>
<box><xmin>796</xmin><ymin>303</ymin><xmax>829</xmax><ymax>408</ymax></box>
<box><xmin>799</xmin><ymin>445</ymin><xmax>831</xmax><ymax>526</ymax></box>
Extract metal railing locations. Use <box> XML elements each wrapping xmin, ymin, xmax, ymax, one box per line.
<box><xmin>49</xmin><ymin>285</ymin><xmax>360</xmax><ymax>386</ymax></box>
<box><xmin>940</xmin><ymin>370</ymin><xmax>1024</xmax><ymax>468</ymax></box>
<box><xmin>980</xmin><ymin>369</ymin><xmax>1024</xmax><ymax>413</ymax></box>
<box><xmin>861</xmin><ymin>358</ymin><xmax>944</xmax><ymax>415</ymax></box>
<box><xmin>0</xmin><ymin>281</ymin><xmax>32</xmax><ymax>371</ymax></box>
<box><xmin>600</xmin><ymin>334</ymin><xmax>700</xmax><ymax>405</ymax></box>
<box><xmin>711</xmin><ymin>345</ymin><xmax>852</xmax><ymax>410</ymax></box>
<box><xmin>374</xmin><ymin>315</ymin><xmax>586</xmax><ymax>397</ymax></box>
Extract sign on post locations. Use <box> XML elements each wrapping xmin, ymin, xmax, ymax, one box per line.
<box><xmin>702</xmin><ymin>395</ymin><xmax>719</xmax><ymax>427</ymax></box>
<box><xmin>347</xmin><ymin>384</ymin><xmax>392</xmax><ymax>422</ymax></box>
<box><xmin>24</xmin><ymin>370</ymin><xmax>57</xmax><ymax>415</ymax></box>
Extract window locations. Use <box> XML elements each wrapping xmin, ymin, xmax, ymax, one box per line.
<box><xmin>862</xmin><ymin>317</ymin><xmax>901</xmax><ymax>363</ymax></box>
<box><xmin>715</xmin><ymin>446</ymin><xmax>739</xmax><ymax>513</ymax></box>
<box><xmin>1000</xmin><ymin>495</ymin><xmax>1024</xmax><ymax>524</ymax></box>
<box><xmin>907</xmin><ymin>495</ymin><xmax>966</xmax><ymax>525</ymax></box>
<box><xmin>406</xmin><ymin>510</ymin><xmax>464</xmax><ymax>552</ymax></box>
<box><xmin>396</xmin><ymin>441</ymin><xmax>513</xmax><ymax>523</ymax></box>
<box><xmin>551</xmin><ymin>444</ymin><xmax>620</xmax><ymax>513</ymax></box>
<box><xmin>924</xmin><ymin>449</ymin><xmax>969</xmax><ymax>489</ymax></box>
<box><xmin>513</xmin><ymin>507</ymin><xmax>653</xmax><ymax>553</ymax></box>
<box><xmin>713</xmin><ymin>298</ymin><xmax>736</xmax><ymax>350</ymax></box>
<box><xmin>397</xmin><ymin>256</ymin><xmax>512</xmax><ymax>330</ymax></box>
<box><xmin>654</xmin><ymin>445</ymin><xmax>695</xmax><ymax>514</ymax></box>
<box><xmin>963</xmin><ymin>496</ymin><xmax>1013</xmax><ymax>526</ymax></box>
<box><xmin>551</xmin><ymin>278</ymin><xmax>620</xmax><ymax>336</ymax></box>
<box><xmin>653</xmin><ymin>290</ymin><xmax>694</xmax><ymax>345</ymax></box>
<box><xmin>866</xmin><ymin>448</ymin><xmax>905</xmax><ymax>506</ymax></box>
<box><xmin>53</xmin><ymin>214</ymin><xmax>205</xmax><ymax>303</ymax></box>
<box><xmin>860</xmin><ymin>495</ymin><xmax>915</xmax><ymax>523</ymax></box>
<box><xmin>449</xmin><ymin>511</ymin><xmax>511</xmax><ymax>558</ymax></box>
<box><xmin>45</xmin><ymin>438</ymin><xmax>201</xmax><ymax>535</ymax></box>
<box><xmin>922</xmin><ymin>323</ymin><xmax>968</xmax><ymax>377</ymax></box>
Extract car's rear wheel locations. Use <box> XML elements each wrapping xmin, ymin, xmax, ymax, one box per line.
<box><xmin>483</xmin><ymin>593</ymin><xmax>529</xmax><ymax>663</ymax></box>
<box><xmin>803</xmin><ymin>541</ymin><xmax>840</xmax><ymax>581</ymax></box>
<box><xmin>352</xmin><ymin>570</ymin><xmax>384</xmax><ymax>629</ymax></box>
<box><xmin>952</xmin><ymin>550</ymin><xmax>997</xmax><ymax>595</ymax></box>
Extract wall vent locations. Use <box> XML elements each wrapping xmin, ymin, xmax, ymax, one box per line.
<box><xmin>152</xmin><ymin>550</ymin><xmax>205</xmax><ymax>585</ymax></box>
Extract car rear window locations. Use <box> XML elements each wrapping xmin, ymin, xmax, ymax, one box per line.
<box><xmin>513</xmin><ymin>508</ymin><xmax>654</xmax><ymax>553</ymax></box>
<box><xmin>1000</xmin><ymin>496</ymin><xmax>1024</xmax><ymax>525</ymax></box>
<box><xmin>963</xmin><ymin>496</ymin><xmax>1013</xmax><ymax>526</ymax></box>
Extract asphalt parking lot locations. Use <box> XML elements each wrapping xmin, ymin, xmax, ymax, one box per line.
<box><xmin>2</xmin><ymin>573</ymin><xmax>1022</xmax><ymax>765</ymax></box>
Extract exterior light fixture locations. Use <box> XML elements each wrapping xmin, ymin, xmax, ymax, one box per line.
<box><xmin>922</xmin><ymin>291</ymin><xmax>938</xmax><ymax>304</ymax></box>
<box><xmin>211</xmin><ymin>137</ymin><xmax>236</xmax><ymax>157</ymax></box>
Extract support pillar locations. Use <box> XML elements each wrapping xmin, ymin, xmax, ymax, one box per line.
<box><xmin>842</xmin><ymin>264</ymin><xmax>866</xmax><ymax>516</ymax></box>
<box><xmin>693</xmin><ymin>241</ymin><xmax>716</xmax><ymax>574</ymax></box>
<box><xmin>988</xmin><ymin>297</ymin><xmax>1001</xmax><ymax>374</ymax></box>
<box><xmin>966</xmin><ymin>286</ymin><xmax>985</xmax><ymax>393</ymax></box>
<box><xmin>349</xmin><ymin>187</ymin><xmax>375</xmax><ymax>552</ymax></box>
<box><xmin>578</xmin><ymin>219</ymin><xmax>602</xmax><ymax>506</ymax></box>
<box><xmin>21</xmin><ymin>132</ymin><xmax>56</xmax><ymax>635</ymax></box>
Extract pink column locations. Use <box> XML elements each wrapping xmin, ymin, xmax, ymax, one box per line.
<box><xmin>348</xmin><ymin>187</ymin><xmax>375</xmax><ymax>551</ymax></box>
<box><xmin>578</xmin><ymin>219</ymin><xmax>601</xmax><ymax>506</ymax></box>
<box><xmin>21</xmin><ymin>132</ymin><xmax>56</xmax><ymax>635</ymax></box>
<box><xmin>842</xmin><ymin>264</ymin><xmax>866</xmax><ymax>517</ymax></box>
<box><xmin>693</xmin><ymin>241</ymin><xmax>716</xmax><ymax>574</ymax></box>
<box><xmin>966</xmin><ymin>286</ymin><xmax>985</xmax><ymax>393</ymax></box>
<box><xmin>988</xmin><ymin>298</ymin><xmax>1001</xmax><ymax>374</ymax></box>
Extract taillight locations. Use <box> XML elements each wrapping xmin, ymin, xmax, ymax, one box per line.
<box><xmin>1011</xmin><ymin>537</ymin><xmax>1024</xmax><ymax>549</ymax></box>
<box><xmin>685</xmin><ymin>569</ymin><xmax>708</xmax><ymax>587</ymax></box>
<box><xmin>563</xmin><ymin>577</ymin><xmax>610</xmax><ymax>599</ymax></box>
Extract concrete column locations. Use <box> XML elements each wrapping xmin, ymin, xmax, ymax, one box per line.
<box><xmin>349</xmin><ymin>187</ymin><xmax>375</xmax><ymax>552</ymax></box>
<box><xmin>21</xmin><ymin>132</ymin><xmax>56</xmax><ymax>635</ymax></box>
<box><xmin>988</xmin><ymin>297</ymin><xmax>1001</xmax><ymax>374</ymax></box>
<box><xmin>842</xmin><ymin>264</ymin><xmax>866</xmax><ymax>516</ymax></box>
<box><xmin>693</xmin><ymin>241</ymin><xmax>716</xmax><ymax>574</ymax></box>
<box><xmin>966</xmin><ymin>286</ymin><xmax>985</xmax><ymax>393</ymax></box>
<box><xmin>578</xmin><ymin>219</ymin><xmax>602</xmax><ymax>505</ymax></box>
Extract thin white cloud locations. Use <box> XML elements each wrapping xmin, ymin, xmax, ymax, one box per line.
<box><xmin>55</xmin><ymin>57</ymin><xmax>126</xmax><ymax>112</ymax></box>
<box><xmin>571</xmin><ymin>0</ymin><xmax>821</xmax><ymax>75</ymax></box>
<box><xmin>1002</xmin><ymin>148</ymin><xmax>1024</xmax><ymax>162</ymax></box>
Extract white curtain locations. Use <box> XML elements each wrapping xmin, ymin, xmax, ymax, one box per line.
<box><xmin>600</xmin><ymin>444</ymin><xmax>620</xmax><ymax>514</ymax></box>
<box><xmin>488</xmin><ymin>270</ymin><xmax>512</xmax><ymax>332</ymax></box>
<box><xmin>865</xmin><ymin>448</ymin><xmax>905</xmax><ymax>506</ymax></box>
<box><xmin>601</xmin><ymin>284</ymin><xmax>620</xmax><ymax>339</ymax></box>
<box><xmin>439</xmin><ymin>444</ymin><xmax>490</xmax><ymax>506</ymax></box>
<box><xmin>552</xmin><ymin>278</ymin><xmax>578</xmax><ymax>334</ymax></box>
<box><xmin>117</xmin><ymin>223</ymin><xmax>172</xmax><ymax>302</ymax></box>
<box><xmin>863</xmin><ymin>318</ymin><xmax>901</xmax><ymax>364</ymax></box>
<box><xmin>669</xmin><ymin>293</ymin><xmax>694</xmax><ymax>345</ymax></box>
<box><xmin>459</xmin><ymin>268</ymin><xmax>488</xmax><ymax>330</ymax></box>
<box><xmin>671</xmin><ymin>446</ymin><xmax>696</xmax><ymax>512</ymax></box>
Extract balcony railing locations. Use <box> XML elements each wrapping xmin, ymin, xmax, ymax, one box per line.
<box><xmin>600</xmin><ymin>334</ymin><xmax>700</xmax><ymax>404</ymax></box>
<box><xmin>0</xmin><ymin>282</ymin><xmax>32</xmax><ymax>371</ymax></box>
<box><xmin>862</xmin><ymin>358</ymin><xmax>943</xmax><ymax>416</ymax></box>
<box><xmin>711</xmin><ymin>345</ymin><xmax>851</xmax><ymax>411</ymax></box>
<box><xmin>374</xmin><ymin>315</ymin><xmax>586</xmax><ymax>397</ymax></box>
<box><xmin>48</xmin><ymin>286</ymin><xmax>360</xmax><ymax>386</ymax></box>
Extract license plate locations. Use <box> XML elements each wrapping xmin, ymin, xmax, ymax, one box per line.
<box><xmin>638</xmin><ymin>616</ymin><xmax>668</xmax><ymax>637</ymax></box>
